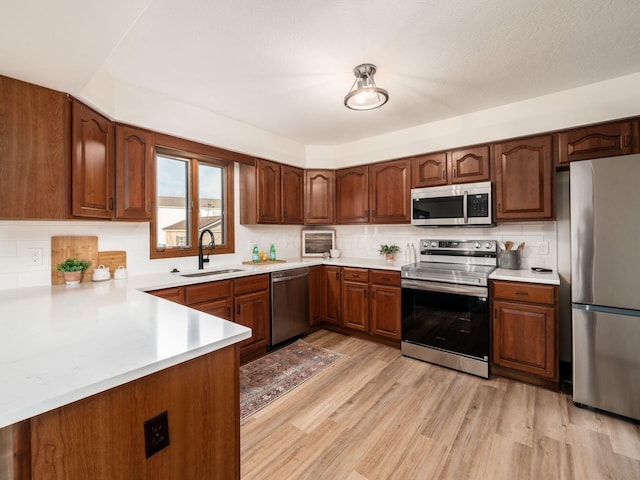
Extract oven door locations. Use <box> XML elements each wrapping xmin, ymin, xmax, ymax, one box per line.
<box><xmin>401</xmin><ymin>279</ymin><xmax>489</xmax><ymax>361</ymax></box>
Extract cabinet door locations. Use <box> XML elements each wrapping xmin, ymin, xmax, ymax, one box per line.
<box><xmin>411</xmin><ymin>153</ymin><xmax>447</xmax><ymax>187</ymax></box>
<box><xmin>494</xmin><ymin>135</ymin><xmax>553</xmax><ymax>220</ymax></box>
<box><xmin>557</xmin><ymin>120</ymin><xmax>634</xmax><ymax>165</ymax></box>
<box><xmin>448</xmin><ymin>145</ymin><xmax>490</xmax><ymax>184</ymax></box>
<box><xmin>193</xmin><ymin>298</ymin><xmax>233</xmax><ymax>321</ymax></box>
<box><xmin>71</xmin><ymin>100</ymin><xmax>114</xmax><ymax>219</ymax></box>
<box><xmin>371</xmin><ymin>285</ymin><xmax>401</xmax><ymax>339</ymax></box>
<box><xmin>256</xmin><ymin>159</ymin><xmax>281</xmax><ymax>223</ymax></box>
<box><xmin>342</xmin><ymin>281</ymin><xmax>369</xmax><ymax>331</ymax></box>
<box><xmin>369</xmin><ymin>159</ymin><xmax>411</xmax><ymax>224</ymax></box>
<box><xmin>325</xmin><ymin>266</ymin><xmax>341</xmax><ymax>325</ymax></box>
<box><xmin>336</xmin><ymin>166</ymin><xmax>369</xmax><ymax>224</ymax></box>
<box><xmin>235</xmin><ymin>289</ymin><xmax>270</xmax><ymax>354</ymax></box>
<box><xmin>309</xmin><ymin>266</ymin><xmax>326</xmax><ymax>325</ymax></box>
<box><xmin>281</xmin><ymin>164</ymin><xmax>304</xmax><ymax>224</ymax></box>
<box><xmin>115</xmin><ymin>125</ymin><xmax>153</xmax><ymax>220</ymax></box>
<box><xmin>492</xmin><ymin>299</ymin><xmax>557</xmax><ymax>380</ymax></box>
<box><xmin>0</xmin><ymin>75</ymin><xmax>68</xmax><ymax>220</ymax></box>
<box><xmin>305</xmin><ymin>170</ymin><xmax>335</xmax><ymax>225</ymax></box>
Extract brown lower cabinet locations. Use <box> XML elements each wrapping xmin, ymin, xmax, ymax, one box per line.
<box><xmin>317</xmin><ymin>266</ymin><xmax>401</xmax><ymax>341</ymax></box>
<box><xmin>490</xmin><ymin>280</ymin><xmax>559</xmax><ymax>389</ymax></box>
<box><xmin>25</xmin><ymin>345</ymin><xmax>240</xmax><ymax>479</ymax></box>
<box><xmin>309</xmin><ymin>266</ymin><xmax>325</xmax><ymax>325</ymax></box>
<box><xmin>149</xmin><ymin>274</ymin><xmax>270</xmax><ymax>360</ymax></box>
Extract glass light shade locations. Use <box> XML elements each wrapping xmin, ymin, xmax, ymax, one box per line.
<box><xmin>344</xmin><ymin>63</ymin><xmax>389</xmax><ymax>111</ymax></box>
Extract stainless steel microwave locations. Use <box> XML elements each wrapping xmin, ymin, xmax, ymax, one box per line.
<box><xmin>411</xmin><ymin>181</ymin><xmax>494</xmax><ymax>227</ymax></box>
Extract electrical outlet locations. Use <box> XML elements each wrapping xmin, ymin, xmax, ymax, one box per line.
<box><xmin>28</xmin><ymin>248</ymin><xmax>43</xmax><ymax>265</ymax></box>
<box><xmin>143</xmin><ymin>411</ymin><xmax>170</xmax><ymax>459</ymax></box>
<box><xmin>539</xmin><ymin>241</ymin><xmax>549</xmax><ymax>255</ymax></box>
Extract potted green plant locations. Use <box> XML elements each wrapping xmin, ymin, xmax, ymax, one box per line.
<box><xmin>56</xmin><ymin>258</ymin><xmax>91</xmax><ymax>285</ymax></box>
<box><xmin>378</xmin><ymin>244</ymin><xmax>401</xmax><ymax>261</ymax></box>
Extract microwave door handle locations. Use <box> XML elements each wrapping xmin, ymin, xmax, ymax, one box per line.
<box><xmin>463</xmin><ymin>190</ymin><xmax>469</xmax><ymax>224</ymax></box>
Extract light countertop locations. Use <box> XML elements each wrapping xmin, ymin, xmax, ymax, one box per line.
<box><xmin>0</xmin><ymin>256</ymin><xmax>556</xmax><ymax>429</ymax></box>
<box><xmin>0</xmin><ymin>282</ymin><xmax>250</xmax><ymax>429</ymax></box>
<box><xmin>490</xmin><ymin>268</ymin><xmax>560</xmax><ymax>285</ymax></box>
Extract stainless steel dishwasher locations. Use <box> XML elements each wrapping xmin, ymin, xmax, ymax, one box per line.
<box><xmin>270</xmin><ymin>267</ymin><xmax>309</xmax><ymax>347</ymax></box>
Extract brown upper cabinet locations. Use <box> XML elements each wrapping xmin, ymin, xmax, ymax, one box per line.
<box><xmin>240</xmin><ymin>159</ymin><xmax>303</xmax><ymax>225</ymax></box>
<box><xmin>369</xmin><ymin>159</ymin><xmax>411</xmax><ymax>224</ymax></box>
<box><xmin>411</xmin><ymin>146</ymin><xmax>490</xmax><ymax>188</ymax></box>
<box><xmin>281</xmin><ymin>164</ymin><xmax>304</xmax><ymax>224</ymax></box>
<box><xmin>0</xmin><ymin>75</ymin><xmax>69</xmax><ymax>220</ymax></box>
<box><xmin>556</xmin><ymin>119</ymin><xmax>638</xmax><ymax>165</ymax></box>
<box><xmin>71</xmin><ymin>100</ymin><xmax>114</xmax><ymax>219</ymax></box>
<box><xmin>305</xmin><ymin>169</ymin><xmax>335</xmax><ymax>225</ymax></box>
<box><xmin>336</xmin><ymin>166</ymin><xmax>370</xmax><ymax>224</ymax></box>
<box><xmin>114</xmin><ymin>125</ymin><xmax>154</xmax><ymax>220</ymax></box>
<box><xmin>493</xmin><ymin>135</ymin><xmax>554</xmax><ymax>221</ymax></box>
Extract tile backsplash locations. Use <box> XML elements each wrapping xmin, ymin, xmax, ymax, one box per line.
<box><xmin>0</xmin><ymin>219</ymin><xmax>557</xmax><ymax>291</ymax></box>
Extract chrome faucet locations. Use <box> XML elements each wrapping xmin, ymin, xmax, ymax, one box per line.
<box><xmin>198</xmin><ymin>229</ymin><xmax>215</xmax><ymax>270</ymax></box>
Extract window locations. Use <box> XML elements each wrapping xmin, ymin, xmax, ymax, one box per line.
<box><xmin>151</xmin><ymin>144</ymin><xmax>234</xmax><ymax>259</ymax></box>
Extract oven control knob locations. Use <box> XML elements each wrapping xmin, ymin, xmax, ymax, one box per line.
<box><xmin>485</xmin><ymin>242</ymin><xmax>493</xmax><ymax>249</ymax></box>
<box><xmin>474</xmin><ymin>242</ymin><xmax>481</xmax><ymax>248</ymax></box>
<box><xmin>431</xmin><ymin>241</ymin><xmax>438</xmax><ymax>247</ymax></box>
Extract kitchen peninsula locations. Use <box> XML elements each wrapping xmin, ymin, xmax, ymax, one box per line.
<box><xmin>0</xmin><ymin>281</ymin><xmax>250</xmax><ymax>479</ymax></box>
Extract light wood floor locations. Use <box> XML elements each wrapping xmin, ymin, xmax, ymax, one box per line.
<box><xmin>240</xmin><ymin>330</ymin><xmax>640</xmax><ymax>480</ymax></box>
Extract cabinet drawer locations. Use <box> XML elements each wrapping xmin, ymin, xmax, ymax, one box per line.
<box><xmin>492</xmin><ymin>281</ymin><xmax>556</xmax><ymax>305</ymax></box>
<box><xmin>342</xmin><ymin>267</ymin><xmax>369</xmax><ymax>283</ymax></box>
<box><xmin>371</xmin><ymin>270</ymin><xmax>401</xmax><ymax>286</ymax></box>
<box><xmin>149</xmin><ymin>286</ymin><xmax>185</xmax><ymax>305</ymax></box>
<box><xmin>185</xmin><ymin>280</ymin><xmax>232</xmax><ymax>305</ymax></box>
<box><xmin>234</xmin><ymin>274</ymin><xmax>269</xmax><ymax>295</ymax></box>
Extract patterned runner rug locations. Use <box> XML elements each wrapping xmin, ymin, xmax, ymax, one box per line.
<box><xmin>240</xmin><ymin>339</ymin><xmax>342</xmax><ymax>421</ymax></box>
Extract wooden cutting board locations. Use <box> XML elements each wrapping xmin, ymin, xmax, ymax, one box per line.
<box><xmin>97</xmin><ymin>251</ymin><xmax>127</xmax><ymax>278</ymax></box>
<box><xmin>51</xmin><ymin>236</ymin><xmax>99</xmax><ymax>285</ymax></box>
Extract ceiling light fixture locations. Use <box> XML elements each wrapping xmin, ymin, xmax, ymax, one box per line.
<box><xmin>344</xmin><ymin>63</ymin><xmax>389</xmax><ymax>111</ymax></box>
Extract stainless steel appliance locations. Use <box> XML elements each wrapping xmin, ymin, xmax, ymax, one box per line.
<box><xmin>411</xmin><ymin>181</ymin><xmax>493</xmax><ymax>227</ymax></box>
<box><xmin>270</xmin><ymin>267</ymin><xmax>309</xmax><ymax>347</ymax></box>
<box><xmin>571</xmin><ymin>155</ymin><xmax>640</xmax><ymax>421</ymax></box>
<box><xmin>401</xmin><ymin>239</ymin><xmax>496</xmax><ymax>378</ymax></box>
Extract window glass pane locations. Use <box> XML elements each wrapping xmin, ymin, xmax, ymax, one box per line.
<box><xmin>156</xmin><ymin>154</ymin><xmax>189</xmax><ymax>249</ymax></box>
<box><xmin>198</xmin><ymin>163</ymin><xmax>224</xmax><ymax>246</ymax></box>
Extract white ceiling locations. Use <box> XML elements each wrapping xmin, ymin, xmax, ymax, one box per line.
<box><xmin>2</xmin><ymin>0</ymin><xmax>640</xmax><ymax>145</ymax></box>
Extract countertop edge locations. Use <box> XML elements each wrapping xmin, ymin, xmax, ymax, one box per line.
<box><xmin>489</xmin><ymin>268</ymin><xmax>560</xmax><ymax>285</ymax></box>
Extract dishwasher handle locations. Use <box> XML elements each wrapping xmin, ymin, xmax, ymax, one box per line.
<box><xmin>271</xmin><ymin>267</ymin><xmax>310</xmax><ymax>283</ymax></box>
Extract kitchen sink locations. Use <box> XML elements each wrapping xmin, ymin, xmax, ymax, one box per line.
<box><xmin>179</xmin><ymin>268</ymin><xmax>245</xmax><ymax>277</ymax></box>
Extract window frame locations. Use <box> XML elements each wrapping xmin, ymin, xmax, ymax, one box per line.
<box><xmin>150</xmin><ymin>137</ymin><xmax>235</xmax><ymax>260</ymax></box>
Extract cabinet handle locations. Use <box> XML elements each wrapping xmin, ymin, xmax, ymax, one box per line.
<box><xmin>381</xmin><ymin>277</ymin><xmax>390</xmax><ymax>281</ymax></box>
<box><xmin>623</xmin><ymin>135</ymin><xmax>630</xmax><ymax>147</ymax></box>
<box><xmin>372</xmin><ymin>291</ymin><xmax>376</xmax><ymax>300</ymax></box>
<box><xmin>147</xmin><ymin>200</ymin><xmax>152</xmax><ymax>213</ymax></box>
<box><xmin>364</xmin><ymin>210</ymin><xmax>369</xmax><ymax>217</ymax></box>
<box><xmin>237</xmin><ymin>305</ymin><xmax>240</xmax><ymax>314</ymax></box>
<box><xmin>498</xmin><ymin>202</ymin><xmax>502</xmax><ymax>213</ymax></box>
<box><xmin>372</xmin><ymin>209</ymin><xmax>376</xmax><ymax>217</ymax></box>
<box><xmin>227</xmin><ymin>306</ymin><xmax>231</xmax><ymax>317</ymax></box>
<box><xmin>453</xmin><ymin>167</ymin><xmax>457</xmax><ymax>177</ymax></box>
<box><xmin>108</xmin><ymin>197</ymin><xmax>114</xmax><ymax>211</ymax></box>
<box><xmin>364</xmin><ymin>290</ymin><xmax>367</xmax><ymax>299</ymax></box>
<box><xmin>336</xmin><ymin>272</ymin><xmax>339</xmax><ymax>280</ymax></box>
<box><xmin>259</xmin><ymin>207</ymin><xmax>263</xmax><ymax>217</ymax></box>
<box><xmin>441</xmin><ymin>170</ymin><xmax>445</xmax><ymax>179</ymax></box>
<box><xmin>515</xmin><ymin>291</ymin><xmax>529</xmax><ymax>296</ymax></box>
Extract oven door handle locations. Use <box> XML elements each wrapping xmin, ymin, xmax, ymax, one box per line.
<box><xmin>401</xmin><ymin>279</ymin><xmax>487</xmax><ymax>298</ymax></box>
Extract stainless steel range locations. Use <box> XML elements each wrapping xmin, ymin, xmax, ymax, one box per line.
<box><xmin>401</xmin><ymin>239</ymin><xmax>497</xmax><ymax>378</ymax></box>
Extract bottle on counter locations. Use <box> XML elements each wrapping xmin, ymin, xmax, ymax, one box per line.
<box><xmin>269</xmin><ymin>243</ymin><xmax>276</xmax><ymax>261</ymax></box>
<box><xmin>252</xmin><ymin>243</ymin><xmax>259</xmax><ymax>263</ymax></box>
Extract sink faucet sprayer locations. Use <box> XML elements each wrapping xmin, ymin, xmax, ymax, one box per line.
<box><xmin>198</xmin><ymin>229</ymin><xmax>215</xmax><ymax>270</ymax></box>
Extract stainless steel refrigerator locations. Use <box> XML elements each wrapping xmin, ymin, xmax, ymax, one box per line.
<box><xmin>571</xmin><ymin>154</ymin><xmax>640</xmax><ymax>421</ymax></box>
